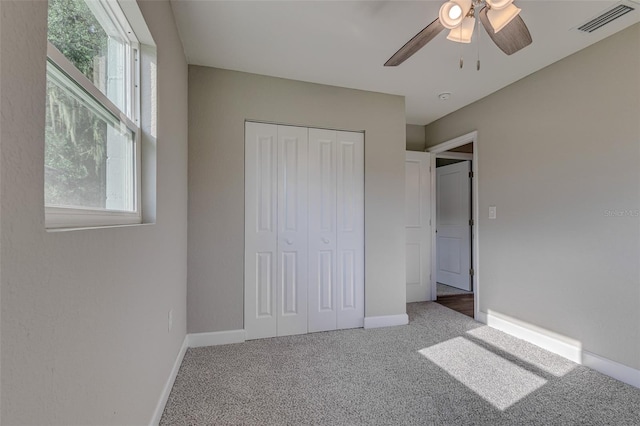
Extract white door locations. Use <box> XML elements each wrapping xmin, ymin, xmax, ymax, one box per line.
<box><xmin>245</xmin><ymin>123</ymin><xmax>309</xmax><ymax>339</ymax></box>
<box><xmin>336</xmin><ymin>131</ymin><xmax>364</xmax><ymax>329</ymax></box>
<box><xmin>436</xmin><ymin>161</ymin><xmax>472</xmax><ymax>291</ymax></box>
<box><xmin>405</xmin><ymin>151</ymin><xmax>432</xmax><ymax>302</ymax></box>
<box><xmin>245</xmin><ymin>122</ymin><xmax>278</xmax><ymax>339</ymax></box>
<box><xmin>308</xmin><ymin>129</ymin><xmax>338</xmax><ymax>332</ymax></box>
<box><xmin>276</xmin><ymin>126</ymin><xmax>309</xmax><ymax>336</ymax></box>
<box><xmin>308</xmin><ymin>129</ymin><xmax>364</xmax><ymax>332</ymax></box>
<box><xmin>246</xmin><ymin>123</ymin><xmax>364</xmax><ymax>338</ymax></box>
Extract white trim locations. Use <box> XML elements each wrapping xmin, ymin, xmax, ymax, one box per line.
<box><xmin>427</xmin><ymin>131</ymin><xmax>478</xmax><ymax>154</ymax></box>
<box><xmin>477</xmin><ymin>311</ymin><xmax>582</xmax><ymax>363</ymax></box>
<box><xmin>583</xmin><ymin>350</ymin><xmax>640</xmax><ymax>389</ymax></box>
<box><xmin>85</xmin><ymin>0</ymin><xmax>138</xmax><ymax>44</ymax></box>
<box><xmin>364</xmin><ymin>314</ymin><xmax>409</xmax><ymax>329</ymax></box>
<box><xmin>45</xmin><ymin>206</ymin><xmax>141</xmax><ymax>229</ymax></box>
<box><xmin>118</xmin><ymin>0</ymin><xmax>156</xmax><ymax>46</ymax></box>
<box><xmin>149</xmin><ymin>335</ymin><xmax>188</xmax><ymax>426</ymax></box>
<box><xmin>477</xmin><ymin>311</ymin><xmax>640</xmax><ymax>389</ymax></box>
<box><xmin>188</xmin><ymin>329</ymin><xmax>247</xmax><ymax>348</ymax></box>
<box><xmin>427</xmin><ymin>131</ymin><xmax>479</xmax><ymax>319</ymax></box>
<box><xmin>434</xmin><ymin>152</ymin><xmax>473</xmax><ymax>161</ymax></box>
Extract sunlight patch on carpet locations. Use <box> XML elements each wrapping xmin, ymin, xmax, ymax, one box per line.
<box><xmin>466</xmin><ymin>327</ymin><xmax>576</xmax><ymax>377</ymax></box>
<box><xmin>419</xmin><ymin>337</ymin><xmax>547</xmax><ymax>411</ymax></box>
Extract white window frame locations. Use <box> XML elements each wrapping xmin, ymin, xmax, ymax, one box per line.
<box><xmin>45</xmin><ymin>0</ymin><xmax>142</xmax><ymax>229</ymax></box>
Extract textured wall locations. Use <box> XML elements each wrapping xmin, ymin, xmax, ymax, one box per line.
<box><xmin>188</xmin><ymin>67</ymin><xmax>407</xmax><ymax>333</ymax></box>
<box><xmin>425</xmin><ymin>24</ymin><xmax>640</xmax><ymax>370</ymax></box>
<box><xmin>0</xmin><ymin>1</ymin><xmax>188</xmax><ymax>423</ymax></box>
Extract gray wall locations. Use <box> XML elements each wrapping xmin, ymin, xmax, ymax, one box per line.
<box><xmin>425</xmin><ymin>24</ymin><xmax>640</xmax><ymax>369</ymax></box>
<box><xmin>188</xmin><ymin>67</ymin><xmax>407</xmax><ymax>333</ymax></box>
<box><xmin>0</xmin><ymin>1</ymin><xmax>188</xmax><ymax>423</ymax></box>
<box><xmin>406</xmin><ymin>124</ymin><xmax>426</xmax><ymax>151</ymax></box>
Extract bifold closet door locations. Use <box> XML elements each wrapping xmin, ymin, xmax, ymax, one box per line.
<box><xmin>308</xmin><ymin>129</ymin><xmax>364</xmax><ymax>332</ymax></box>
<box><xmin>308</xmin><ymin>129</ymin><xmax>338</xmax><ymax>332</ymax></box>
<box><xmin>245</xmin><ymin>122</ymin><xmax>277</xmax><ymax>339</ymax></box>
<box><xmin>276</xmin><ymin>125</ymin><xmax>308</xmax><ymax>337</ymax></box>
<box><xmin>245</xmin><ymin>122</ymin><xmax>308</xmax><ymax>339</ymax></box>
<box><xmin>335</xmin><ymin>131</ymin><xmax>364</xmax><ymax>329</ymax></box>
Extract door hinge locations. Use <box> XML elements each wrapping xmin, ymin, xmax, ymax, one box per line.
<box><xmin>469</xmin><ymin>219</ymin><xmax>474</xmax><ymax>226</ymax></box>
<box><xmin>469</xmin><ymin>268</ymin><xmax>474</xmax><ymax>276</ymax></box>
<box><xmin>469</xmin><ymin>171</ymin><xmax>474</xmax><ymax>178</ymax></box>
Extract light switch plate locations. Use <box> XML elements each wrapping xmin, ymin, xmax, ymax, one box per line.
<box><xmin>489</xmin><ymin>206</ymin><xmax>497</xmax><ymax>219</ymax></box>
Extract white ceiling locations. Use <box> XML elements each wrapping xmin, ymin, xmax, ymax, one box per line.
<box><xmin>170</xmin><ymin>0</ymin><xmax>640</xmax><ymax>125</ymax></box>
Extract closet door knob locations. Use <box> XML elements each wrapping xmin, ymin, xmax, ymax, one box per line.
<box><xmin>285</xmin><ymin>239</ymin><xmax>293</xmax><ymax>245</ymax></box>
<box><xmin>322</xmin><ymin>238</ymin><xmax>330</xmax><ymax>244</ymax></box>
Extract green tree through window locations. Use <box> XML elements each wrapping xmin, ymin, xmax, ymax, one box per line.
<box><xmin>47</xmin><ymin>0</ymin><xmax>108</xmax><ymax>80</ymax></box>
<box><xmin>46</xmin><ymin>0</ymin><xmax>121</xmax><ymax>209</ymax></box>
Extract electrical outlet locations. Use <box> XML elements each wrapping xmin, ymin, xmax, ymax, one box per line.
<box><xmin>168</xmin><ymin>309</ymin><xmax>173</xmax><ymax>332</ymax></box>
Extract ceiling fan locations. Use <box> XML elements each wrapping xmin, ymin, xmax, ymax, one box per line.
<box><xmin>384</xmin><ymin>0</ymin><xmax>532</xmax><ymax>67</ymax></box>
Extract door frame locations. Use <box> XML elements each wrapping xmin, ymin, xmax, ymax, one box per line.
<box><xmin>426</xmin><ymin>131</ymin><xmax>479</xmax><ymax>319</ymax></box>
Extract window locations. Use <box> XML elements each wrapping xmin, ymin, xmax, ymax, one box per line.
<box><xmin>45</xmin><ymin>0</ymin><xmax>141</xmax><ymax>228</ymax></box>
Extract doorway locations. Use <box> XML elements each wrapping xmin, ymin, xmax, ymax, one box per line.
<box><xmin>427</xmin><ymin>132</ymin><xmax>478</xmax><ymax>319</ymax></box>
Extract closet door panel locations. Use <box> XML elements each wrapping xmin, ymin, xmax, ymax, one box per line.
<box><xmin>276</xmin><ymin>125</ymin><xmax>309</xmax><ymax>336</ymax></box>
<box><xmin>308</xmin><ymin>128</ymin><xmax>338</xmax><ymax>332</ymax></box>
<box><xmin>336</xmin><ymin>131</ymin><xmax>365</xmax><ymax>329</ymax></box>
<box><xmin>245</xmin><ymin>122</ymin><xmax>278</xmax><ymax>339</ymax></box>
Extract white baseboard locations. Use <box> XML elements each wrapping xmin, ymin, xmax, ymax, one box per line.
<box><xmin>149</xmin><ymin>335</ymin><xmax>188</xmax><ymax>426</ymax></box>
<box><xmin>476</xmin><ymin>311</ymin><xmax>582</xmax><ymax>362</ymax></box>
<box><xmin>150</xmin><ymin>329</ymin><xmax>247</xmax><ymax>424</ymax></box>
<box><xmin>188</xmin><ymin>329</ymin><xmax>246</xmax><ymax>348</ymax></box>
<box><xmin>364</xmin><ymin>314</ymin><xmax>408</xmax><ymax>329</ymax></box>
<box><xmin>583</xmin><ymin>350</ymin><xmax>640</xmax><ymax>389</ymax></box>
<box><xmin>477</xmin><ymin>311</ymin><xmax>640</xmax><ymax>389</ymax></box>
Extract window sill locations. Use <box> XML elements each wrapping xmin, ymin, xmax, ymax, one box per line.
<box><xmin>45</xmin><ymin>206</ymin><xmax>143</xmax><ymax>231</ymax></box>
<box><xmin>46</xmin><ymin>222</ymin><xmax>154</xmax><ymax>233</ymax></box>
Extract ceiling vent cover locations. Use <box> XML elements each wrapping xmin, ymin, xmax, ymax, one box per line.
<box><xmin>577</xmin><ymin>4</ymin><xmax>634</xmax><ymax>33</ymax></box>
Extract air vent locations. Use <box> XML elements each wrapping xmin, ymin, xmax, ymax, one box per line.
<box><xmin>577</xmin><ymin>4</ymin><xmax>634</xmax><ymax>33</ymax></box>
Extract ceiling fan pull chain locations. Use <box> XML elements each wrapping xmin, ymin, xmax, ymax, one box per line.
<box><xmin>459</xmin><ymin>25</ymin><xmax>464</xmax><ymax>69</ymax></box>
<box><xmin>476</xmin><ymin>14</ymin><xmax>481</xmax><ymax>71</ymax></box>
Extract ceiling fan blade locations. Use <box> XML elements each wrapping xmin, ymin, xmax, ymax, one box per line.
<box><xmin>479</xmin><ymin>7</ymin><xmax>532</xmax><ymax>56</ymax></box>
<box><xmin>384</xmin><ymin>18</ymin><xmax>445</xmax><ymax>66</ymax></box>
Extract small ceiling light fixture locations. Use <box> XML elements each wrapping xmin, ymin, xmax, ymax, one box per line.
<box><xmin>439</xmin><ymin>0</ymin><xmax>471</xmax><ymax>29</ymax></box>
<box><xmin>438</xmin><ymin>92</ymin><xmax>452</xmax><ymax>100</ymax></box>
<box><xmin>446</xmin><ymin>14</ymin><xmax>476</xmax><ymax>43</ymax></box>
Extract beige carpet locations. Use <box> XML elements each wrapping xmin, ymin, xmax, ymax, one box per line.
<box><xmin>161</xmin><ymin>302</ymin><xmax>640</xmax><ymax>425</ymax></box>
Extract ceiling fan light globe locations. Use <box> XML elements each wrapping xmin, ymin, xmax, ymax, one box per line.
<box><xmin>487</xmin><ymin>4</ymin><xmax>521</xmax><ymax>33</ymax></box>
<box><xmin>439</xmin><ymin>0</ymin><xmax>472</xmax><ymax>29</ymax></box>
<box><xmin>448</xmin><ymin>5</ymin><xmax>462</xmax><ymax>20</ymax></box>
<box><xmin>486</xmin><ymin>0</ymin><xmax>514</xmax><ymax>11</ymax></box>
<box><xmin>446</xmin><ymin>16</ymin><xmax>475</xmax><ymax>43</ymax></box>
